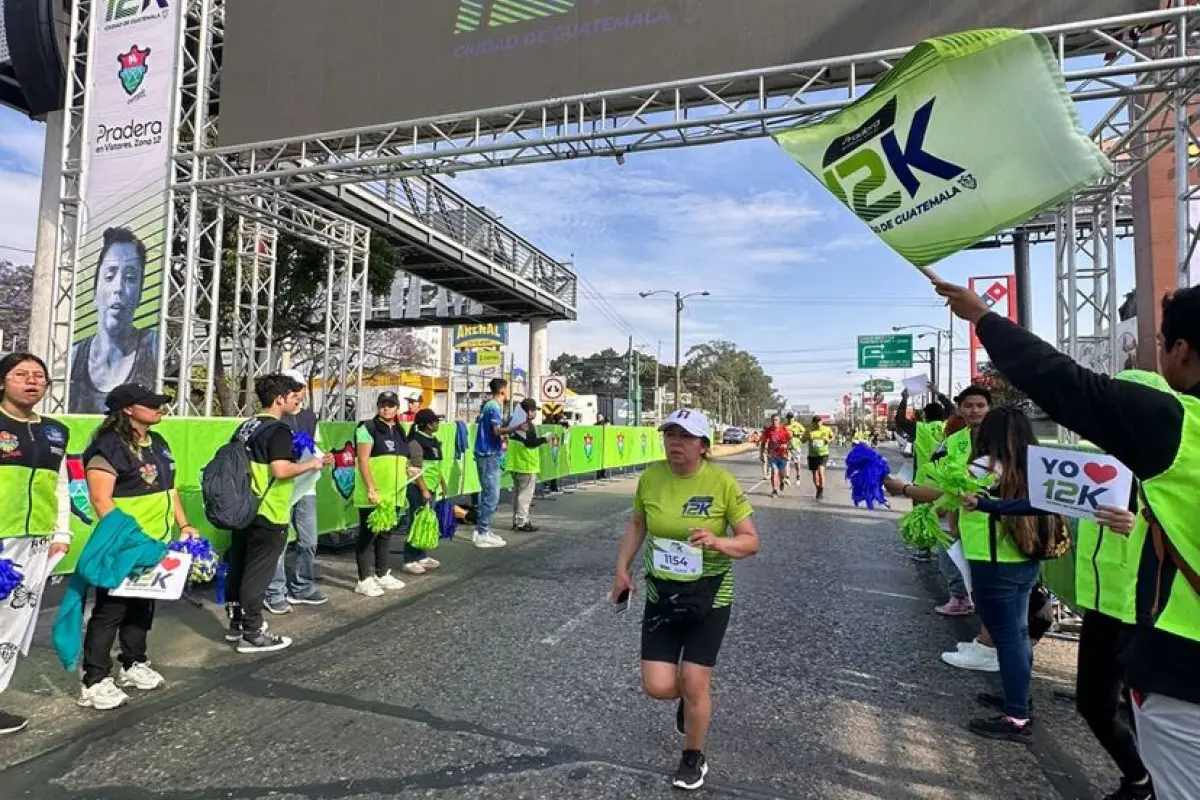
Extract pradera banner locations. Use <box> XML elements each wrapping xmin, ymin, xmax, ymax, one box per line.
<box><xmin>774</xmin><ymin>29</ymin><xmax>1110</xmax><ymax>268</ymax></box>
<box><xmin>50</xmin><ymin>417</ymin><xmax>660</xmax><ymax>573</ymax></box>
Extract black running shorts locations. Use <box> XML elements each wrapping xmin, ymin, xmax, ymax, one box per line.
<box><xmin>640</xmin><ymin>605</ymin><xmax>732</xmax><ymax>668</ymax></box>
<box><xmin>808</xmin><ymin>454</ymin><xmax>828</xmax><ymax>471</ymax></box>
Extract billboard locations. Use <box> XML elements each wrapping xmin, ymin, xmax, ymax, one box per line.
<box><xmin>68</xmin><ymin>0</ymin><xmax>181</xmax><ymax>413</ymax></box>
<box><xmin>453</xmin><ymin>323</ymin><xmax>508</xmax><ymax>349</ymax></box>
<box><xmin>218</xmin><ymin>0</ymin><xmax>1156</xmax><ymax>147</ymax></box>
<box><xmin>968</xmin><ymin>275</ymin><xmax>1017</xmax><ymax>379</ymax></box>
<box><xmin>775</xmin><ymin>29</ymin><xmax>1110</xmax><ymax>268</ymax></box>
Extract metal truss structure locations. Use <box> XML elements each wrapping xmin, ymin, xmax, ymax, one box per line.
<box><xmin>49</xmin><ymin>1</ymin><xmax>1200</xmax><ymax>414</ymax></box>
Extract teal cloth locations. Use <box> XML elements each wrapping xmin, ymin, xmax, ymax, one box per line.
<box><xmin>52</xmin><ymin>508</ymin><xmax>168</xmax><ymax>670</ymax></box>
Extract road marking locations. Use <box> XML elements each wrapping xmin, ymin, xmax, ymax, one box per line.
<box><xmin>540</xmin><ymin>599</ymin><xmax>607</xmax><ymax>645</ymax></box>
<box><xmin>745</xmin><ymin>479</ymin><xmax>765</xmax><ymax>495</ymax></box>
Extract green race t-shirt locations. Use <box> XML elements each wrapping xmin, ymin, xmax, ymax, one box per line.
<box><xmin>634</xmin><ymin>461</ymin><xmax>753</xmax><ymax>608</ymax></box>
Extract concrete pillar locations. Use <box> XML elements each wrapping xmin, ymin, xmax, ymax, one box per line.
<box><xmin>28</xmin><ymin>111</ymin><xmax>64</xmax><ymax>361</ymax></box>
<box><xmin>528</xmin><ymin>318</ymin><xmax>549</xmax><ymax>403</ymax></box>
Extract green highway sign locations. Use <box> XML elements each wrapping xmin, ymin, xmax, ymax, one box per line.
<box><xmin>863</xmin><ymin>378</ymin><xmax>896</xmax><ymax>393</ymax></box>
<box><xmin>857</xmin><ymin>334</ymin><xmax>913</xmax><ymax>369</ymax></box>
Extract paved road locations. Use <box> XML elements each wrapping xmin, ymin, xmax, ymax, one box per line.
<box><xmin>2</xmin><ymin>450</ymin><xmax>1115</xmax><ymax>799</ymax></box>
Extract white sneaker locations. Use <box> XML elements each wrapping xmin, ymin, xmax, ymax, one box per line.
<box><xmin>117</xmin><ymin>661</ymin><xmax>165</xmax><ymax>691</ymax></box>
<box><xmin>473</xmin><ymin>531</ymin><xmax>507</xmax><ymax>549</ymax></box>
<box><xmin>354</xmin><ymin>577</ymin><xmax>385</xmax><ymax>597</ymax></box>
<box><xmin>376</xmin><ymin>571</ymin><xmax>406</xmax><ymax>591</ymax></box>
<box><xmin>941</xmin><ymin>642</ymin><xmax>1000</xmax><ymax>672</ymax></box>
<box><xmin>401</xmin><ymin>561</ymin><xmax>426</xmax><ymax>575</ymax></box>
<box><xmin>78</xmin><ymin>677</ymin><xmax>129</xmax><ymax>710</ymax></box>
<box><xmin>955</xmin><ymin>638</ymin><xmax>981</xmax><ymax>652</ymax></box>
<box><xmin>418</xmin><ymin>557</ymin><xmax>441</xmax><ymax>570</ymax></box>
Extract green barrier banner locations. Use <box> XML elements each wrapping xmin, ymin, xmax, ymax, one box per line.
<box><xmin>52</xmin><ymin>416</ymin><xmax>659</xmax><ymax>571</ymax></box>
<box><xmin>774</xmin><ymin>29</ymin><xmax>1110</xmax><ymax>268</ymax></box>
<box><xmin>570</xmin><ymin>426</ymin><xmax>604</xmax><ymax>474</ymax></box>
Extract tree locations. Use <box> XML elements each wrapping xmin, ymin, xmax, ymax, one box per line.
<box><xmin>975</xmin><ymin>363</ymin><xmax>1032</xmax><ymax>410</ymax></box>
<box><xmin>0</xmin><ymin>262</ymin><xmax>33</xmax><ymax>352</ymax></box>
<box><xmin>681</xmin><ymin>340</ymin><xmax>783</xmax><ymax>427</ymax></box>
<box><xmin>549</xmin><ymin>347</ymin><xmax>669</xmax><ymax>400</ymax></box>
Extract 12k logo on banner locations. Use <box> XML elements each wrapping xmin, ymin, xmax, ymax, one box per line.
<box><xmin>1027</xmin><ymin>445</ymin><xmax>1133</xmax><ymax>522</ymax></box>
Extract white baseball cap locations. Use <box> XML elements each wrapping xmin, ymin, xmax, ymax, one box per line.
<box><xmin>658</xmin><ymin>408</ymin><xmax>711</xmax><ymax>439</ymax></box>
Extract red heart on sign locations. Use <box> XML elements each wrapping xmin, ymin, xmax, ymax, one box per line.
<box><xmin>1083</xmin><ymin>463</ymin><xmax>1119</xmax><ymax>484</ymax></box>
<box><xmin>161</xmin><ymin>556</ymin><xmax>181</xmax><ymax>572</ymax></box>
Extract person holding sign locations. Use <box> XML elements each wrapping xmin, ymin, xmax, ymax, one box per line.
<box><xmin>937</xmin><ymin>280</ymin><xmax>1200</xmax><ymax>799</ymax></box>
<box><xmin>79</xmin><ymin>384</ymin><xmax>199</xmax><ymax>710</ymax></box>
<box><xmin>0</xmin><ymin>354</ymin><xmax>71</xmax><ymax>736</ymax></box>
<box><xmin>611</xmin><ymin>409</ymin><xmax>759</xmax><ymax>792</ymax></box>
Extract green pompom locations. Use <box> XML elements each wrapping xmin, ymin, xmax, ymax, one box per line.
<box><xmin>919</xmin><ymin>458</ymin><xmax>995</xmax><ymax>513</ymax></box>
<box><xmin>898</xmin><ymin>503</ymin><xmax>952</xmax><ymax>550</ymax></box>
<box><xmin>367</xmin><ymin>501</ymin><xmax>399</xmax><ymax>533</ymax></box>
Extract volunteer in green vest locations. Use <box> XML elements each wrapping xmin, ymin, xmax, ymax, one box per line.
<box><xmin>0</xmin><ymin>353</ymin><xmax>70</xmax><ymax>736</ymax></box>
<box><xmin>354</xmin><ymin>391</ymin><xmax>410</xmax><ymax>597</ymax></box>
<box><xmin>508</xmin><ymin>398</ymin><xmax>542</xmax><ymax>533</ymax></box>
<box><xmin>402</xmin><ymin>408</ymin><xmax>446</xmax><ymax>575</ymax></box>
<box><xmin>1067</xmin><ymin>370</ymin><xmax>1168</xmax><ymax>800</ymax></box>
<box><xmin>890</xmin><ymin>407</ymin><xmax>1052</xmax><ymax>742</ymax></box>
<box><xmin>802</xmin><ymin>415</ymin><xmax>834</xmax><ymax>500</ymax></box>
<box><xmin>226</xmin><ymin>374</ymin><xmax>327</xmax><ymax>654</ymax></box>
<box><xmin>79</xmin><ymin>383</ymin><xmax>199</xmax><ymax>711</ymax></box>
<box><xmin>894</xmin><ymin>382</ymin><xmax>954</xmax><ymax>475</ymax></box>
<box><xmin>938</xmin><ymin>279</ymin><xmax>1200</xmax><ymax>799</ymax></box>
<box><xmin>612</xmin><ymin>409</ymin><xmax>759</xmax><ymax>792</ymax></box>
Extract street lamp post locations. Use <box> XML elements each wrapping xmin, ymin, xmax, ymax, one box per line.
<box><xmin>640</xmin><ymin>289</ymin><xmax>710</xmax><ymax>412</ymax></box>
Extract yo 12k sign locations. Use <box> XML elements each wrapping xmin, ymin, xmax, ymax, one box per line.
<box><xmin>1026</xmin><ymin>446</ymin><xmax>1133</xmax><ymax>522</ymax></box>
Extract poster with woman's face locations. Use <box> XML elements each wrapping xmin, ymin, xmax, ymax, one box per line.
<box><xmin>68</xmin><ymin>228</ymin><xmax>161</xmax><ymax>414</ymax></box>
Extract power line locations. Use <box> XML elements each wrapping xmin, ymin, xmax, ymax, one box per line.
<box><xmin>0</xmin><ymin>244</ymin><xmax>35</xmax><ymax>255</ymax></box>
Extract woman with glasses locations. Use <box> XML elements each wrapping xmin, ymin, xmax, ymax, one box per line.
<box><xmin>0</xmin><ymin>353</ymin><xmax>71</xmax><ymax>735</ymax></box>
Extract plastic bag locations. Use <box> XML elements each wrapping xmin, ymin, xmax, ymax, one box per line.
<box><xmin>434</xmin><ymin>498</ymin><xmax>458</xmax><ymax>541</ymax></box>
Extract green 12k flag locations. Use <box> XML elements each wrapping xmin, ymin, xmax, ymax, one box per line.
<box><xmin>774</xmin><ymin>29</ymin><xmax>1111</xmax><ymax>269</ymax></box>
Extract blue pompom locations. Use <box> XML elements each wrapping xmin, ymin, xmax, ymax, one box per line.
<box><xmin>291</xmin><ymin>431</ymin><xmax>316</xmax><ymax>460</ymax></box>
<box><xmin>169</xmin><ymin>536</ymin><xmax>220</xmax><ymax>584</ymax></box>
<box><xmin>844</xmin><ymin>443</ymin><xmax>891</xmax><ymax>510</ymax></box>
<box><xmin>0</xmin><ymin>542</ymin><xmax>24</xmax><ymax>602</ymax></box>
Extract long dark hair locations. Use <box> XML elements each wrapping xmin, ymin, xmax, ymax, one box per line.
<box><xmin>93</xmin><ymin>408</ymin><xmax>144</xmax><ymax>459</ymax></box>
<box><xmin>92</xmin><ymin>228</ymin><xmax>147</xmax><ymax>294</ymax></box>
<box><xmin>0</xmin><ymin>353</ymin><xmax>50</xmax><ymax>402</ymax></box>
<box><xmin>971</xmin><ymin>406</ymin><xmax>1038</xmax><ymax>553</ymax></box>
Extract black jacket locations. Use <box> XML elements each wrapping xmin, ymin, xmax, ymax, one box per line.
<box><xmin>975</xmin><ymin>311</ymin><xmax>1200</xmax><ymax>705</ymax></box>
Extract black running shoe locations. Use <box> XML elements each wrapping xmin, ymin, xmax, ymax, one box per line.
<box><xmin>672</xmin><ymin>750</ymin><xmax>707</xmax><ymax>791</ymax></box>
<box><xmin>237</xmin><ymin>630</ymin><xmax>292</xmax><ymax>654</ymax></box>
<box><xmin>675</xmin><ymin>699</ymin><xmax>685</xmax><ymax>735</ymax></box>
<box><xmin>224</xmin><ymin>604</ymin><xmax>244</xmax><ymax>642</ymax></box>
<box><xmin>976</xmin><ymin>692</ymin><xmax>1035</xmax><ymax>713</ymax></box>
<box><xmin>969</xmin><ymin>714</ymin><xmax>1032</xmax><ymax>743</ymax></box>
<box><xmin>0</xmin><ymin>710</ymin><xmax>29</xmax><ymax>736</ymax></box>
<box><xmin>816</xmin><ymin>487</ymin><xmax>824</xmax><ymax>500</ymax></box>
<box><xmin>1103</xmin><ymin>778</ymin><xmax>1154</xmax><ymax>800</ymax></box>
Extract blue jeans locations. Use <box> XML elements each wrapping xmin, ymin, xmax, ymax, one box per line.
<box><xmin>265</xmin><ymin>495</ymin><xmax>319</xmax><ymax>602</ymax></box>
<box><xmin>939</xmin><ymin>543</ymin><xmax>968</xmax><ymax>599</ymax></box>
<box><xmin>474</xmin><ymin>453</ymin><xmax>502</xmax><ymax>534</ymax></box>
<box><xmin>970</xmin><ymin>559</ymin><xmax>1041</xmax><ymax>718</ymax></box>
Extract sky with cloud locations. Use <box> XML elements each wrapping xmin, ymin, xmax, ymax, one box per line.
<box><xmin>0</xmin><ymin>93</ymin><xmax>1133</xmax><ymax>412</ymax></box>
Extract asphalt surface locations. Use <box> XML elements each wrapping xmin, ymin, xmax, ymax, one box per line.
<box><xmin>1</xmin><ymin>449</ymin><xmax>1120</xmax><ymax>799</ymax></box>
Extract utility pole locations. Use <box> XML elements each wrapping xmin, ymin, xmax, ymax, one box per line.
<box><xmin>946</xmin><ymin>308</ymin><xmax>955</xmax><ymax>395</ymax></box>
<box><xmin>654</xmin><ymin>341</ymin><xmax>662</xmax><ymax>423</ymax></box>
<box><xmin>674</xmin><ymin>293</ymin><xmax>683</xmax><ymax>411</ymax></box>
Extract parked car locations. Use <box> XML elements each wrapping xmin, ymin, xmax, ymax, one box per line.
<box><xmin>722</xmin><ymin>427</ymin><xmax>748</xmax><ymax>445</ymax></box>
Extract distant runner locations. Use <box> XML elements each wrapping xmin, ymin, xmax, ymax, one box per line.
<box><xmin>758</xmin><ymin>415</ymin><xmax>790</xmax><ymax>498</ymax></box>
<box><xmin>803</xmin><ymin>415</ymin><xmax>834</xmax><ymax>500</ymax></box>
<box><xmin>785</xmin><ymin>413</ymin><xmax>805</xmax><ymax>486</ymax></box>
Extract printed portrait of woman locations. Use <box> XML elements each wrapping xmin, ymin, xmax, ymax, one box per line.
<box><xmin>68</xmin><ymin>228</ymin><xmax>160</xmax><ymax>413</ymax></box>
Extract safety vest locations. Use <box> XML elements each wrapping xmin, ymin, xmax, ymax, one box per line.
<box><xmin>0</xmin><ymin>411</ymin><xmax>68</xmax><ymax>538</ymax></box>
<box><xmin>507</xmin><ymin>436</ymin><xmax>541</xmax><ymax>475</ymax></box>
<box><xmin>942</xmin><ymin>427</ymin><xmax>972</xmax><ymax>466</ymax></box>
<box><xmin>237</xmin><ymin>415</ymin><xmax>296</xmax><ymax>527</ymax></box>
<box><xmin>959</xmin><ymin>507</ymin><xmax>1029</xmax><ymax>564</ymax></box>
<box><xmin>82</xmin><ymin>429</ymin><xmax>177</xmax><ymax>542</ymax></box>
<box><xmin>408</xmin><ymin>430</ymin><xmax>445</xmax><ymax>490</ymax></box>
<box><xmin>1074</xmin><ymin>490</ymin><xmax>1143</xmax><ymax>623</ymax></box>
<box><xmin>1138</xmin><ymin>394</ymin><xmax>1200</xmax><ymax>642</ymax></box>
<box><xmin>354</xmin><ymin>417</ymin><xmax>409</xmax><ymax>508</ymax></box>
<box><xmin>913</xmin><ymin>420</ymin><xmax>945</xmax><ymax>474</ymax></box>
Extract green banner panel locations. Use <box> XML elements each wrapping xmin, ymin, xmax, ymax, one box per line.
<box><xmin>570</xmin><ymin>426</ymin><xmax>605</xmax><ymax>474</ymax></box>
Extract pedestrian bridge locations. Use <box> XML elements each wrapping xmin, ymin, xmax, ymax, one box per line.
<box><xmin>305</xmin><ymin>175</ymin><xmax>577</xmax><ymax>327</ymax></box>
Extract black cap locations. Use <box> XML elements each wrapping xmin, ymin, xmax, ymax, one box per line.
<box><xmin>413</xmin><ymin>408</ymin><xmax>439</xmax><ymax>429</ymax></box>
<box><xmin>105</xmin><ymin>383</ymin><xmax>170</xmax><ymax>413</ymax></box>
<box><xmin>377</xmin><ymin>391</ymin><xmax>400</xmax><ymax>407</ymax></box>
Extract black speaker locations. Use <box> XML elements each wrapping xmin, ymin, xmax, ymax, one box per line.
<box><xmin>0</xmin><ymin>0</ymin><xmax>67</xmax><ymax>117</ymax></box>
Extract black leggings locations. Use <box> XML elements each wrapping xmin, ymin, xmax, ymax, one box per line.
<box><xmin>82</xmin><ymin>589</ymin><xmax>154</xmax><ymax>687</ymax></box>
<box><xmin>356</xmin><ymin>508</ymin><xmax>393</xmax><ymax>580</ymax></box>
<box><xmin>1076</xmin><ymin>610</ymin><xmax>1147</xmax><ymax>782</ymax></box>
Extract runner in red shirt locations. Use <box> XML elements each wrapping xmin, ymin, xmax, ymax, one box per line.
<box><xmin>758</xmin><ymin>414</ymin><xmax>791</xmax><ymax>497</ymax></box>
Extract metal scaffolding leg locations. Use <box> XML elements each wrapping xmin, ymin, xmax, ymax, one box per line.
<box><xmin>231</xmin><ymin>213</ymin><xmax>279</xmax><ymax>413</ymax></box>
<box><xmin>1177</xmin><ymin>9</ymin><xmax>1200</xmax><ymax>289</ymax></box>
<box><xmin>320</xmin><ymin>224</ymin><xmax>371</xmax><ymax>421</ymax></box>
